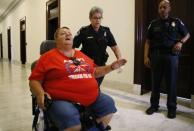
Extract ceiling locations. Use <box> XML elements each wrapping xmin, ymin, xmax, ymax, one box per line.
<box><xmin>0</xmin><ymin>0</ymin><xmax>22</xmax><ymax>22</ymax></box>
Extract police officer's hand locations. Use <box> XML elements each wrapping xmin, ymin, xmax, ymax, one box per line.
<box><xmin>144</xmin><ymin>56</ymin><xmax>151</xmax><ymax>68</ymax></box>
<box><xmin>172</xmin><ymin>42</ymin><xmax>183</xmax><ymax>53</ymax></box>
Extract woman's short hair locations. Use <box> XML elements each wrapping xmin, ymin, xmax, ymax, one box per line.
<box><xmin>54</xmin><ymin>26</ymin><xmax>69</xmax><ymax>40</ymax></box>
<box><xmin>89</xmin><ymin>6</ymin><xmax>103</xmax><ymax>19</ymax></box>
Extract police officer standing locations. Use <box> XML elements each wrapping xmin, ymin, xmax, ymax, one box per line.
<box><xmin>144</xmin><ymin>0</ymin><xmax>190</xmax><ymax>119</ymax></box>
<box><xmin>73</xmin><ymin>6</ymin><xmax>122</xmax><ymax>87</ymax></box>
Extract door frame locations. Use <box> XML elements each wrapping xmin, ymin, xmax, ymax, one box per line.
<box><xmin>46</xmin><ymin>0</ymin><xmax>61</xmax><ymax>40</ymax></box>
<box><xmin>0</xmin><ymin>33</ymin><xmax>3</xmax><ymax>58</ymax></box>
<box><xmin>20</xmin><ymin>16</ymin><xmax>27</xmax><ymax>64</ymax></box>
<box><xmin>134</xmin><ymin>0</ymin><xmax>149</xmax><ymax>94</ymax></box>
<box><xmin>7</xmin><ymin>26</ymin><xmax>11</xmax><ymax>61</ymax></box>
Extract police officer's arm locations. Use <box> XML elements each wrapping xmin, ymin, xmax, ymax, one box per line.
<box><xmin>180</xmin><ymin>33</ymin><xmax>190</xmax><ymax>44</ymax></box>
<box><xmin>173</xmin><ymin>33</ymin><xmax>190</xmax><ymax>51</ymax></box>
<box><xmin>173</xmin><ymin>19</ymin><xmax>190</xmax><ymax>51</ymax></box>
<box><xmin>105</xmin><ymin>27</ymin><xmax>122</xmax><ymax>59</ymax></box>
<box><xmin>144</xmin><ymin>20</ymin><xmax>153</xmax><ymax>68</ymax></box>
<box><xmin>144</xmin><ymin>39</ymin><xmax>151</xmax><ymax>68</ymax></box>
<box><xmin>111</xmin><ymin>45</ymin><xmax>122</xmax><ymax>60</ymax></box>
<box><xmin>94</xmin><ymin>59</ymin><xmax>127</xmax><ymax>78</ymax></box>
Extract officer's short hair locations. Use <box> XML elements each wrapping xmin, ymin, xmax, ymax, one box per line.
<box><xmin>159</xmin><ymin>0</ymin><xmax>170</xmax><ymax>5</ymax></box>
<box><xmin>54</xmin><ymin>26</ymin><xmax>69</xmax><ymax>40</ymax></box>
<box><xmin>89</xmin><ymin>6</ymin><xmax>103</xmax><ymax>19</ymax></box>
<box><xmin>162</xmin><ymin>0</ymin><xmax>170</xmax><ymax>3</ymax></box>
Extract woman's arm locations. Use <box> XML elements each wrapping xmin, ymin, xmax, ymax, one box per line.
<box><xmin>111</xmin><ymin>45</ymin><xmax>122</xmax><ymax>60</ymax></box>
<box><xmin>29</xmin><ymin>80</ymin><xmax>45</xmax><ymax>109</ymax></box>
<box><xmin>94</xmin><ymin>59</ymin><xmax>127</xmax><ymax>78</ymax></box>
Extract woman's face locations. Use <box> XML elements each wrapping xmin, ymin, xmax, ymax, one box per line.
<box><xmin>90</xmin><ymin>12</ymin><xmax>102</xmax><ymax>30</ymax></box>
<box><xmin>56</xmin><ymin>28</ymin><xmax>73</xmax><ymax>49</ymax></box>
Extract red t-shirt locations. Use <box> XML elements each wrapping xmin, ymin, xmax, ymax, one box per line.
<box><xmin>29</xmin><ymin>49</ymin><xmax>99</xmax><ymax>106</ymax></box>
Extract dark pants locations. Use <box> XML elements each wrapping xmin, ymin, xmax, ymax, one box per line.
<box><xmin>96</xmin><ymin>76</ymin><xmax>105</xmax><ymax>87</ymax></box>
<box><xmin>96</xmin><ymin>63</ymin><xmax>106</xmax><ymax>88</ymax></box>
<box><xmin>150</xmin><ymin>52</ymin><xmax>178</xmax><ymax>111</ymax></box>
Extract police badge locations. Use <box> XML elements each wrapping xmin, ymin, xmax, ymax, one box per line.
<box><xmin>171</xmin><ymin>21</ymin><xmax>176</xmax><ymax>27</ymax></box>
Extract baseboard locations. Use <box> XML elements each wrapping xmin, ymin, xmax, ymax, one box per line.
<box><xmin>102</xmin><ymin>80</ymin><xmax>141</xmax><ymax>95</ymax></box>
<box><xmin>191</xmin><ymin>95</ymin><xmax>194</xmax><ymax>109</ymax></box>
<box><xmin>0</xmin><ymin>58</ymin><xmax>31</xmax><ymax>69</ymax></box>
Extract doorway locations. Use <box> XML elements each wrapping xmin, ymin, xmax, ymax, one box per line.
<box><xmin>0</xmin><ymin>33</ymin><xmax>3</xmax><ymax>58</ymax></box>
<box><xmin>46</xmin><ymin>0</ymin><xmax>60</xmax><ymax>40</ymax></box>
<box><xmin>7</xmin><ymin>27</ymin><xmax>11</xmax><ymax>61</ymax></box>
<box><xmin>135</xmin><ymin>0</ymin><xmax>194</xmax><ymax>98</ymax></box>
<box><xmin>20</xmin><ymin>17</ymin><xmax>27</xmax><ymax>64</ymax></box>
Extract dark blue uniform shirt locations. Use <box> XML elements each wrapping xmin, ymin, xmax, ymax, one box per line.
<box><xmin>73</xmin><ymin>25</ymin><xmax>117</xmax><ymax>65</ymax></box>
<box><xmin>147</xmin><ymin>17</ymin><xmax>188</xmax><ymax>50</ymax></box>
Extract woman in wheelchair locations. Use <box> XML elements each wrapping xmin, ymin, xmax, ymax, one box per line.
<box><xmin>29</xmin><ymin>27</ymin><xmax>127</xmax><ymax>131</ymax></box>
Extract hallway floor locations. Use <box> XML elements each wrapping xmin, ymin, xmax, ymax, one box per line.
<box><xmin>0</xmin><ymin>59</ymin><xmax>194</xmax><ymax>131</ymax></box>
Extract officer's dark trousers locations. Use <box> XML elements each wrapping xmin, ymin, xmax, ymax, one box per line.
<box><xmin>96</xmin><ymin>63</ymin><xmax>106</xmax><ymax>88</ymax></box>
<box><xmin>96</xmin><ymin>76</ymin><xmax>105</xmax><ymax>87</ymax></box>
<box><xmin>150</xmin><ymin>52</ymin><xmax>178</xmax><ymax>111</ymax></box>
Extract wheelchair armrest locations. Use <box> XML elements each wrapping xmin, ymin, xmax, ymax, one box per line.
<box><xmin>44</xmin><ymin>94</ymin><xmax>52</xmax><ymax>110</ymax></box>
<box><xmin>32</xmin><ymin>94</ymin><xmax>52</xmax><ymax>115</ymax></box>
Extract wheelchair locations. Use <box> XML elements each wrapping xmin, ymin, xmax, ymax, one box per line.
<box><xmin>31</xmin><ymin>40</ymin><xmax>111</xmax><ymax>131</ymax></box>
<box><xmin>32</xmin><ymin>95</ymin><xmax>111</xmax><ymax>131</ymax></box>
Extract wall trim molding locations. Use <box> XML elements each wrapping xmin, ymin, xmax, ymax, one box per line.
<box><xmin>102</xmin><ymin>80</ymin><xmax>141</xmax><ymax>95</ymax></box>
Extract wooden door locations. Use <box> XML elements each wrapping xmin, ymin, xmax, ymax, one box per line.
<box><xmin>20</xmin><ymin>17</ymin><xmax>27</xmax><ymax>64</ymax></box>
<box><xmin>7</xmin><ymin>27</ymin><xmax>11</xmax><ymax>61</ymax></box>
<box><xmin>46</xmin><ymin>0</ymin><xmax>60</xmax><ymax>40</ymax></box>
<box><xmin>0</xmin><ymin>33</ymin><xmax>3</xmax><ymax>58</ymax></box>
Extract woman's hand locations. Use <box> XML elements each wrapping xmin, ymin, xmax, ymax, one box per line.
<box><xmin>110</xmin><ymin>59</ymin><xmax>127</xmax><ymax>70</ymax></box>
<box><xmin>36</xmin><ymin>92</ymin><xmax>51</xmax><ymax>109</ymax></box>
<box><xmin>36</xmin><ymin>93</ymin><xmax>45</xmax><ymax>109</ymax></box>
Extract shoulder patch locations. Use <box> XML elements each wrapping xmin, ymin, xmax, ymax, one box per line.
<box><xmin>148</xmin><ymin>19</ymin><xmax>158</xmax><ymax>29</ymax></box>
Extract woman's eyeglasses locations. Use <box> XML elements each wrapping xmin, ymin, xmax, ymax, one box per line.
<box><xmin>70</xmin><ymin>57</ymin><xmax>80</xmax><ymax>66</ymax></box>
<box><xmin>92</xmin><ymin>17</ymin><xmax>102</xmax><ymax>20</ymax></box>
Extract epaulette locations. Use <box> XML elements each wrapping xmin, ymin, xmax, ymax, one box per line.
<box><xmin>102</xmin><ymin>26</ymin><xmax>109</xmax><ymax>30</ymax></box>
<box><xmin>174</xmin><ymin>17</ymin><xmax>182</xmax><ymax>22</ymax></box>
<box><xmin>79</xmin><ymin>25</ymin><xmax>89</xmax><ymax>31</ymax></box>
<box><xmin>76</xmin><ymin>26</ymin><xmax>89</xmax><ymax>35</ymax></box>
<box><xmin>173</xmin><ymin>17</ymin><xmax>185</xmax><ymax>25</ymax></box>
